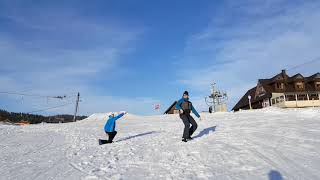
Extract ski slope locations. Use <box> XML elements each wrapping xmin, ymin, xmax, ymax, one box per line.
<box><xmin>1</xmin><ymin>107</ymin><xmax>319</xmax><ymax>180</ymax></box>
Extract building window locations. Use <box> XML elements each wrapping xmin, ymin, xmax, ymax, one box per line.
<box><xmin>295</xmin><ymin>82</ymin><xmax>304</xmax><ymax>90</ymax></box>
<box><xmin>297</xmin><ymin>94</ymin><xmax>307</xmax><ymax>101</ymax></box>
<box><xmin>285</xmin><ymin>94</ymin><xmax>296</xmax><ymax>101</ymax></box>
<box><xmin>262</xmin><ymin>99</ymin><xmax>270</xmax><ymax>108</ymax></box>
<box><xmin>276</xmin><ymin>83</ymin><xmax>284</xmax><ymax>89</ymax></box>
<box><xmin>315</xmin><ymin>82</ymin><xmax>320</xmax><ymax>89</ymax></box>
<box><xmin>310</xmin><ymin>93</ymin><xmax>320</xmax><ymax>100</ymax></box>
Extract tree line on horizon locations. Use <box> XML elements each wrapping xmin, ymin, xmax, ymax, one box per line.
<box><xmin>0</xmin><ymin>109</ymin><xmax>87</xmax><ymax>124</ymax></box>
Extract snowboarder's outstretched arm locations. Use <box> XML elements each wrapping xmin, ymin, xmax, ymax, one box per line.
<box><xmin>191</xmin><ymin>105</ymin><xmax>200</xmax><ymax>118</ymax></box>
<box><xmin>114</xmin><ymin>112</ymin><xmax>126</xmax><ymax>121</ymax></box>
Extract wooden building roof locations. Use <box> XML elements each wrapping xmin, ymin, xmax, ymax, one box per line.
<box><xmin>232</xmin><ymin>71</ymin><xmax>320</xmax><ymax>111</ymax></box>
<box><xmin>164</xmin><ymin>101</ymin><xmax>177</xmax><ymax>114</ymax></box>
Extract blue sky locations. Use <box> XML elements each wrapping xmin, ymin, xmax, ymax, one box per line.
<box><xmin>1</xmin><ymin>0</ymin><xmax>320</xmax><ymax>115</ymax></box>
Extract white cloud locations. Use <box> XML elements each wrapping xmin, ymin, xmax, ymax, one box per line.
<box><xmin>0</xmin><ymin>2</ymin><xmax>155</xmax><ymax>115</ymax></box>
<box><xmin>79</xmin><ymin>96</ymin><xmax>160</xmax><ymax>115</ymax></box>
<box><xmin>177</xmin><ymin>1</ymin><xmax>320</xmax><ymax>110</ymax></box>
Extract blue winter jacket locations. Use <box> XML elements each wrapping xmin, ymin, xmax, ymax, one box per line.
<box><xmin>104</xmin><ymin>113</ymin><xmax>125</xmax><ymax>132</ymax></box>
<box><xmin>175</xmin><ymin>98</ymin><xmax>201</xmax><ymax>118</ymax></box>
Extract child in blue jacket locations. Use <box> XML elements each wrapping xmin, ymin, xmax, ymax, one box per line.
<box><xmin>102</xmin><ymin>111</ymin><xmax>127</xmax><ymax>144</ymax></box>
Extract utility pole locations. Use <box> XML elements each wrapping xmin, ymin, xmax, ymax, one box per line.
<box><xmin>205</xmin><ymin>82</ymin><xmax>228</xmax><ymax>113</ymax></box>
<box><xmin>73</xmin><ymin>92</ymin><xmax>80</xmax><ymax>122</ymax></box>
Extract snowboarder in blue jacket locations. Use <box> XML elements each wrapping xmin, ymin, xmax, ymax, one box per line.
<box><xmin>103</xmin><ymin>111</ymin><xmax>127</xmax><ymax>143</ymax></box>
<box><xmin>176</xmin><ymin>91</ymin><xmax>201</xmax><ymax>142</ymax></box>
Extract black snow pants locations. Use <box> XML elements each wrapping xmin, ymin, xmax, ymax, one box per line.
<box><xmin>179</xmin><ymin>114</ymin><xmax>198</xmax><ymax>139</ymax></box>
<box><xmin>106</xmin><ymin>131</ymin><xmax>117</xmax><ymax>142</ymax></box>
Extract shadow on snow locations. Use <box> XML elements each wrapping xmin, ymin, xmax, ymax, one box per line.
<box><xmin>116</xmin><ymin>131</ymin><xmax>159</xmax><ymax>142</ymax></box>
<box><xmin>193</xmin><ymin>126</ymin><xmax>217</xmax><ymax>139</ymax></box>
<box><xmin>268</xmin><ymin>170</ymin><xmax>283</xmax><ymax>180</ymax></box>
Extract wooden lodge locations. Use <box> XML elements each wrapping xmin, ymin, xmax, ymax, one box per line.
<box><xmin>232</xmin><ymin>70</ymin><xmax>320</xmax><ymax>111</ymax></box>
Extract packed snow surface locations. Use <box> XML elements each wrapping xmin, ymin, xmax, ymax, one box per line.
<box><xmin>1</xmin><ymin>107</ymin><xmax>320</xmax><ymax>180</ymax></box>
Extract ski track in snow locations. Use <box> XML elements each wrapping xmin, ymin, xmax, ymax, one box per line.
<box><xmin>1</xmin><ymin>107</ymin><xmax>320</xmax><ymax>180</ymax></box>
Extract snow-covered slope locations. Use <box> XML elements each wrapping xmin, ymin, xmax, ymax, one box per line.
<box><xmin>1</xmin><ymin>107</ymin><xmax>319</xmax><ymax>180</ymax></box>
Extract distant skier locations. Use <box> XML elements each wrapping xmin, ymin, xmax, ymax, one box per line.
<box><xmin>176</xmin><ymin>91</ymin><xmax>201</xmax><ymax>142</ymax></box>
<box><xmin>99</xmin><ymin>111</ymin><xmax>127</xmax><ymax>145</ymax></box>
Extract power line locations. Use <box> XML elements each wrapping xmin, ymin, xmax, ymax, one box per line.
<box><xmin>26</xmin><ymin>103</ymin><xmax>74</xmax><ymax>114</ymax></box>
<box><xmin>1</xmin><ymin>91</ymin><xmax>80</xmax><ymax>117</ymax></box>
<box><xmin>0</xmin><ymin>91</ymin><xmax>76</xmax><ymax>99</ymax></box>
<box><xmin>0</xmin><ymin>91</ymin><xmax>51</xmax><ymax>98</ymax></box>
<box><xmin>287</xmin><ymin>57</ymin><xmax>320</xmax><ymax>71</ymax></box>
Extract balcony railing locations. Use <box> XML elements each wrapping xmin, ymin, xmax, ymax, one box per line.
<box><xmin>271</xmin><ymin>92</ymin><xmax>320</xmax><ymax>108</ymax></box>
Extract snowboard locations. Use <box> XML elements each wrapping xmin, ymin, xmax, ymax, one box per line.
<box><xmin>98</xmin><ymin>139</ymin><xmax>113</xmax><ymax>145</ymax></box>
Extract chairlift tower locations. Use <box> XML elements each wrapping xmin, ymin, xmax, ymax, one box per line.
<box><xmin>205</xmin><ymin>82</ymin><xmax>228</xmax><ymax>113</ymax></box>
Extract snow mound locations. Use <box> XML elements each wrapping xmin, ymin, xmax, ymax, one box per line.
<box><xmin>1</xmin><ymin>107</ymin><xmax>320</xmax><ymax>179</ymax></box>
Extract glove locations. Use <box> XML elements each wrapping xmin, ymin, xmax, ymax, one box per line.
<box><xmin>120</xmin><ymin>111</ymin><xmax>127</xmax><ymax>114</ymax></box>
